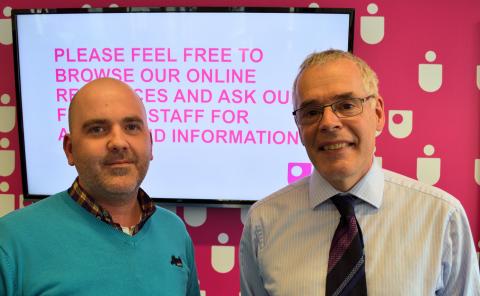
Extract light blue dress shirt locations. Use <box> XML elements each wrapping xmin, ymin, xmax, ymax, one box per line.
<box><xmin>240</xmin><ymin>161</ymin><xmax>480</xmax><ymax>295</ymax></box>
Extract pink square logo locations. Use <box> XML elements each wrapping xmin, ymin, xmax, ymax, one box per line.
<box><xmin>287</xmin><ymin>162</ymin><xmax>313</xmax><ymax>184</ymax></box>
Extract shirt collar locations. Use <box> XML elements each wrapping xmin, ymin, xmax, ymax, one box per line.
<box><xmin>308</xmin><ymin>158</ymin><xmax>384</xmax><ymax>209</ymax></box>
<box><xmin>68</xmin><ymin>177</ymin><xmax>156</xmax><ymax>235</ymax></box>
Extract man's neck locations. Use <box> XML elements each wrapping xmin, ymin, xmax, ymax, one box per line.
<box><xmin>96</xmin><ymin>194</ymin><xmax>142</xmax><ymax>228</ymax></box>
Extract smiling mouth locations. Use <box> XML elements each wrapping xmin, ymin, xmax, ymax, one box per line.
<box><xmin>320</xmin><ymin>143</ymin><xmax>353</xmax><ymax>151</ymax></box>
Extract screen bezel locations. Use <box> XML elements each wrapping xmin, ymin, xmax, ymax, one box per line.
<box><xmin>11</xmin><ymin>6</ymin><xmax>355</xmax><ymax>206</ymax></box>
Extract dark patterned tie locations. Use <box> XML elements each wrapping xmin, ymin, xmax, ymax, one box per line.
<box><xmin>326</xmin><ymin>194</ymin><xmax>367</xmax><ymax>296</ymax></box>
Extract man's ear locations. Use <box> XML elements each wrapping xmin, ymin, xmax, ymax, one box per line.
<box><xmin>149</xmin><ymin>132</ymin><xmax>154</xmax><ymax>161</ymax></box>
<box><xmin>374</xmin><ymin>95</ymin><xmax>385</xmax><ymax>132</ymax></box>
<box><xmin>63</xmin><ymin>133</ymin><xmax>75</xmax><ymax>166</ymax></box>
<box><xmin>293</xmin><ymin>93</ymin><xmax>305</xmax><ymax>146</ymax></box>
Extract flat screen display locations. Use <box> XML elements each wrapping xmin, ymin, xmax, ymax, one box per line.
<box><xmin>12</xmin><ymin>7</ymin><xmax>354</xmax><ymax>204</ymax></box>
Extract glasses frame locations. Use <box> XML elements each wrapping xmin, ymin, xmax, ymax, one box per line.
<box><xmin>292</xmin><ymin>95</ymin><xmax>375</xmax><ymax>126</ymax></box>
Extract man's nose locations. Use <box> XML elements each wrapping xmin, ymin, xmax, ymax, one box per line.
<box><xmin>317</xmin><ymin>106</ymin><xmax>342</xmax><ymax>132</ymax></box>
<box><xmin>107</xmin><ymin>126</ymin><xmax>129</xmax><ymax>151</ymax></box>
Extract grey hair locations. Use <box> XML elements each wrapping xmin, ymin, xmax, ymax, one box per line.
<box><xmin>292</xmin><ymin>49</ymin><xmax>379</xmax><ymax>108</ymax></box>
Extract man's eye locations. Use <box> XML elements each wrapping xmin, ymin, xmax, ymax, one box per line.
<box><xmin>125</xmin><ymin>123</ymin><xmax>141</xmax><ymax>132</ymax></box>
<box><xmin>337</xmin><ymin>101</ymin><xmax>357</xmax><ymax>111</ymax></box>
<box><xmin>88</xmin><ymin>126</ymin><xmax>105</xmax><ymax>134</ymax></box>
<box><xmin>304</xmin><ymin>108</ymin><xmax>322</xmax><ymax>117</ymax></box>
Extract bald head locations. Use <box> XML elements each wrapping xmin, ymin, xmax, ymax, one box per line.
<box><xmin>63</xmin><ymin>77</ymin><xmax>152</xmax><ymax>203</ymax></box>
<box><xmin>68</xmin><ymin>78</ymin><xmax>144</xmax><ymax>132</ymax></box>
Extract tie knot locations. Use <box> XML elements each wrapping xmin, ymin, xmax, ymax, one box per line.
<box><xmin>331</xmin><ymin>194</ymin><xmax>356</xmax><ymax>217</ymax></box>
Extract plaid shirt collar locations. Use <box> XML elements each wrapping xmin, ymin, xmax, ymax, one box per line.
<box><xmin>68</xmin><ymin>178</ymin><xmax>156</xmax><ymax>235</ymax></box>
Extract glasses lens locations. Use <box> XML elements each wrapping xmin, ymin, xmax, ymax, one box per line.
<box><xmin>295</xmin><ymin>97</ymin><xmax>367</xmax><ymax>125</ymax></box>
<box><xmin>333</xmin><ymin>99</ymin><xmax>362</xmax><ymax>117</ymax></box>
<box><xmin>297</xmin><ymin>106</ymin><xmax>323</xmax><ymax>125</ymax></box>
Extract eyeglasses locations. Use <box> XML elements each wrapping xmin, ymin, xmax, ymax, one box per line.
<box><xmin>292</xmin><ymin>95</ymin><xmax>375</xmax><ymax>126</ymax></box>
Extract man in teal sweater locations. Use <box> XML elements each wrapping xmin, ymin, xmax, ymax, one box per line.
<box><xmin>0</xmin><ymin>78</ymin><xmax>200</xmax><ymax>295</ymax></box>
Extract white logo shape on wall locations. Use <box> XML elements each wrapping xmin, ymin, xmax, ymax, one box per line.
<box><xmin>476</xmin><ymin>65</ymin><xmax>480</xmax><ymax>90</ymax></box>
<box><xmin>417</xmin><ymin>144</ymin><xmax>440</xmax><ymax>185</ymax></box>
<box><xmin>211</xmin><ymin>233</ymin><xmax>235</xmax><ymax>273</ymax></box>
<box><xmin>0</xmin><ymin>138</ymin><xmax>14</xmax><ymax>177</ymax></box>
<box><xmin>388</xmin><ymin>110</ymin><xmax>413</xmax><ymax>138</ymax></box>
<box><xmin>419</xmin><ymin>51</ymin><xmax>442</xmax><ymax>92</ymax></box>
<box><xmin>184</xmin><ymin>207</ymin><xmax>207</xmax><ymax>227</ymax></box>
<box><xmin>360</xmin><ymin>3</ymin><xmax>384</xmax><ymax>45</ymax></box>
<box><xmin>0</xmin><ymin>7</ymin><xmax>12</xmax><ymax>45</ymax></box>
<box><xmin>0</xmin><ymin>182</ymin><xmax>15</xmax><ymax>217</ymax></box>
<box><xmin>375</xmin><ymin>156</ymin><xmax>382</xmax><ymax>167</ymax></box>
<box><xmin>475</xmin><ymin>159</ymin><xmax>480</xmax><ymax>185</ymax></box>
<box><xmin>18</xmin><ymin>194</ymin><xmax>27</xmax><ymax>209</ymax></box>
<box><xmin>0</xmin><ymin>94</ymin><xmax>15</xmax><ymax>132</ymax></box>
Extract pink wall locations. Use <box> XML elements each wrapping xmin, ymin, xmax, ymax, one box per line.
<box><xmin>0</xmin><ymin>0</ymin><xmax>479</xmax><ymax>295</ymax></box>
